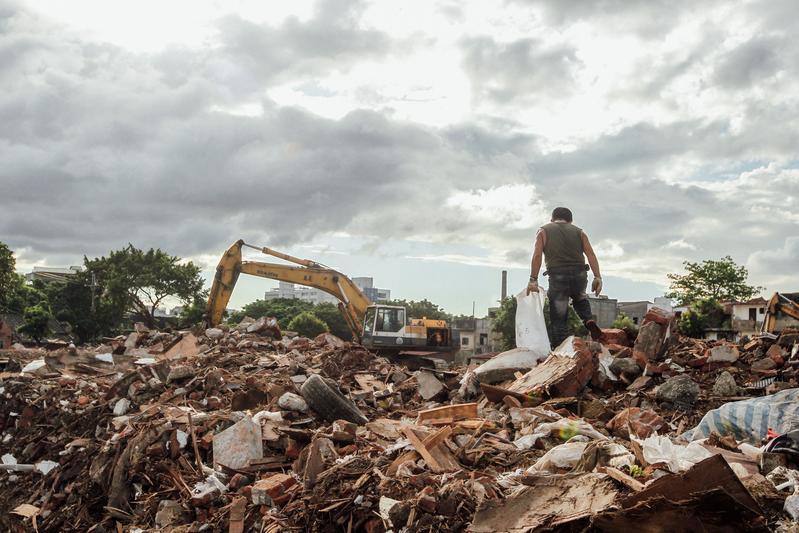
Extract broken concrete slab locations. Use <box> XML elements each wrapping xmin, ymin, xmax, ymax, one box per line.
<box><xmin>656</xmin><ymin>374</ymin><xmax>700</xmax><ymax>410</ymax></box>
<box><xmin>212</xmin><ymin>416</ymin><xmax>263</xmax><ymax>470</ymax></box>
<box><xmin>473</xmin><ymin>347</ymin><xmax>548</xmax><ymax>385</ymax></box>
<box><xmin>164</xmin><ymin>333</ymin><xmax>201</xmax><ymax>359</ymax></box>
<box><xmin>609</xmin><ymin>357</ymin><xmax>642</xmax><ymax>381</ymax></box>
<box><xmin>416</xmin><ymin>370</ymin><xmax>445</xmax><ymax>400</ymax></box>
<box><xmin>713</xmin><ymin>371</ymin><xmax>739</xmax><ymax>397</ymax></box>
<box><xmin>246</xmin><ymin>316</ymin><xmax>282</xmax><ymax>338</ymax></box>
<box><xmin>278</xmin><ymin>392</ymin><xmax>309</xmax><ymax>413</ymax></box>
<box><xmin>204</xmin><ymin>327</ymin><xmax>224</xmax><ymax>340</ymax></box>
<box><xmin>707</xmin><ymin>343</ymin><xmax>740</xmax><ymax>364</ymax></box>
<box><xmin>470</xmin><ymin>473</ymin><xmax>617</xmax><ymax>532</ymax></box>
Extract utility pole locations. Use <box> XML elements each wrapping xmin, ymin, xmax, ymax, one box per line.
<box><xmin>90</xmin><ymin>272</ymin><xmax>97</xmax><ymax>313</ymax></box>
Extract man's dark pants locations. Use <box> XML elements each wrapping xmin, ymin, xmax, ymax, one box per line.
<box><xmin>547</xmin><ymin>267</ymin><xmax>593</xmax><ymax>348</ymax></box>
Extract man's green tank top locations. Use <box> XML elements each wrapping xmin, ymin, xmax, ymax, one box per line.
<box><xmin>542</xmin><ymin>222</ymin><xmax>585</xmax><ymax>271</ymax></box>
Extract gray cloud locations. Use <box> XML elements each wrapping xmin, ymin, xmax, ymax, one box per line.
<box><xmin>713</xmin><ymin>37</ymin><xmax>783</xmax><ymax>89</ymax></box>
<box><xmin>510</xmin><ymin>0</ymin><xmax>705</xmax><ymax>39</ymax></box>
<box><xmin>460</xmin><ymin>36</ymin><xmax>580</xmax><ymax>104</ymax></box>
<box><xmin>208</xmin><ymin>0</ymin><xmax>392</xmax><ymax>96</ymax></box>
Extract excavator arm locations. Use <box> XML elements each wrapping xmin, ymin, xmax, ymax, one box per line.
<box><xmin>204</xmin><ymin>240</ymin><xmax>373</xmax><ymax>340</ymax></box>
<box><xmin>763</xmin><ymin>292</ymin><xmax>799</xmax><ymax>334</ymax></box>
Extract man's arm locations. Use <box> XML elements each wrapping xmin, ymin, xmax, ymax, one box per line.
<box><xmin>581</xmin><ymin>232</ymin><xmax>602</xmax><ymax>295</ymax></box>
<box><xmin>530</xmin><ymin>229</ymin><xmax>545</xmax><ymax>278</ymax></box>
<box><xmin>527</xmin><ymin>230</ymin><xmax>545</xmax><ymax>294</ymax></box>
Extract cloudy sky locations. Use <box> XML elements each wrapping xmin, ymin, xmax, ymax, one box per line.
<box><xmin>2</xmin><ymin>0</ymin><xmax>797</xmax><ymax>315</ymax></box>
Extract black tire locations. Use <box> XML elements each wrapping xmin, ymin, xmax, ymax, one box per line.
<box><xmin>300</xmin><ymin>374</ymin><xmax>368</xmax><ymax>425</ymax></box>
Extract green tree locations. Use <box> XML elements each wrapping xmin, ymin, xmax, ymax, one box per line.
<box><xmin>612</xmin><ymin>312</ymin><xmax>638</xmax><ymax>332</ymax></box>
<box><xmin>17</xmin><ymin>304</ymin><xmax>52</xmax><ymax>342</ymax></box>
<box><xmin>676</xmin><ymin>310</ymin><xmax>707</xmax><ymax>338</ymax></box>
<box><xmin>0</xmin><ymin>242</ymin><xmax>16</xmax><ymax>312</ymax></box>
<box><xmin>666</xmin><ymin>256</ymin><xmax>763</xmax><ymax>306</ymax></box>
<box><xmin>178</xmin><ymin>290</ymin><xmax>210</xmax><ymax>328</ymax></box>
<box><xmin>85</xmin><ymin>245</ymin><xmax>204</xmax><ymax>328</ymax></box>
<box><xmin>288</xmin><ymin>311</ymin><xmax>329</xmax><ymax>338</ymax></box>
<box><xmin>384</xmin><ymin>298</ymin><xmax>451</xmax><ymax>321</ymax></box>
<box><xmin>311</xmin><ymin>302</ymin><xmax>353</xmax><ymax>340</ymax></box>
<box><xmin>41</xmin><ymin>268</ymin><xmax>130</xmax><ymax>342</ymax></box>
<box><xmin>492</xmin><ymin>296</ymin><xmax>517</xmax><ymax>351</ymax></box>
<box><xmin>228</xmin><ymin>298</ymin><xmax>314</xmax><ymax>327</ymax></box>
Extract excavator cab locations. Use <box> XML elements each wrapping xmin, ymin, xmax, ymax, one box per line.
<box><xmin>362</xmin><ymin>305</ymin><xmax>407</xmax><ymax>348</ymax></box>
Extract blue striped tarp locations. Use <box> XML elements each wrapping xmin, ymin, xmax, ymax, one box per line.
<box><xmin>683</xmin><ymin>388</ymin><xmax>799</xmax><ymax>444</ymax></box>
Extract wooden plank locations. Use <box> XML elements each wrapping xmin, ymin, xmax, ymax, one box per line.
<box><xmin>387</xmin><ymin>425</ymin><xmax>454</xmax><ymax>475</ymax></box>
<box><xmin>416</xmin><ymin>403</ymin><xmax>478</xmax><ymax>425</ymax></box>
<box><xmin>600</xmin><ymin>467</ymin><xmax>645</xmax><ymax>492</ymax></box>
<box><xmin>401</xmin><ymin>426</ymin><xmax>444</xmax><ymax>472</ymax></box>
<box><xmin>228</xmin><ymin>496</ymin><xmax>246</xmax><ymax>533</ymax></box>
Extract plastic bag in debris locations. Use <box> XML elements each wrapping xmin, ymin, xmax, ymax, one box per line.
<box><xmin>473</xmin><ymin>290</ymin><xmax>550</xmax><ymax>385</ymax></box>
<box><xmin>515</xmin><ymin>288</ymin><xmax>550</xmax><ymax>355</ymax></box>
<box><xmin>533</xmin><ymin>418</ymin><xmax>608</xmax><ymax>441</ymax></box>
<box><xmin>526</xmin><ymin>441</ymin><xmax>588</xmax><ymax>473</ymax></box>
<box><xmin>682</xmin><ymin>388</ymin><xmax>799</xmax><ymax>444</ymax></box>
<box><xmin>632</xmin><ymin>435</ymin><xmax>713</xmax><ymax>473</ymax></box>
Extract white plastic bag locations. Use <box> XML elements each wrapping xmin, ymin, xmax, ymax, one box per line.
<box><xmin>515</xmin><ymin>289</ymin><xmax>550</xmax><ymax>356</ymax></box>
<box><xmin>632</xmin><ymin>435</ymin><xmax>713</xmax><ymax>473</ymax></box>
<box><xmin>526</xmin><ymin>441</ymin><xmax>588</xmax><ymax>473</ymax></box>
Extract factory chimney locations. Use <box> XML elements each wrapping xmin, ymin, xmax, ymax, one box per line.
<box><xmin>501</xmin><ymin>270</ymin><xmax>507</xmax><ymax>300</ymax></box>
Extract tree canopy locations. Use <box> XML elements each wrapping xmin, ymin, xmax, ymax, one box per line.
<box><xmin>384</xmin><ymin>298</ymin><xmax>451</xmax><ymax>321</ymax></box>
<box><xmin>85</xmin><ymin>245</ymin><xmax>204</xmax><ymax>327</ymax></box>
<box><xmin>288</xmin><ymin>311</ymin><xmax>329</xmax><ymax>338</ymax></box>
<box><xmin>666</xmin><ymin>256</ymin><xmax>763</xmax><ymax>306</ymax></box>
<box><xmin>0</xmin><ymin>242</ymin><xmax>16</xmax><ymax>311</ymax></box>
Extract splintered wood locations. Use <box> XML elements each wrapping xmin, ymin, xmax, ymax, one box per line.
<box><xmin>416</xmin><ymin>403</ymin><xmax>478</xmax><ymax>425</ymax></box>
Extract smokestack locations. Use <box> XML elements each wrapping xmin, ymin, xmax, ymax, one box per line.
<box><xmin>501</xmin><ymin>270</ymin><xmax>507</xmax><ymax>300</ymax></box>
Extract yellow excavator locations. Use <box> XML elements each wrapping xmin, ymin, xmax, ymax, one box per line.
<box><xmin>762</xmin><ymin>292</ymin><xmax>799</xmax><ymax>334</ymax></box>
<box><xmin>204</xmin><ymin>240</ymin><xmax>455</xmax><ymax>357</ymax></box>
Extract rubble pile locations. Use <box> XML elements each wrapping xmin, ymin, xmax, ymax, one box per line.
<box><xmin>1</xmin><ymin>312</ymin><xmax>799</xmax><ymax>531</ymax></box>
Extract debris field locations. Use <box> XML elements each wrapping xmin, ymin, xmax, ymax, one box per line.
<box><xmin>2</xmin><ymin>309</ymin><xmax>799</xmax><ymax>532</ymax></box>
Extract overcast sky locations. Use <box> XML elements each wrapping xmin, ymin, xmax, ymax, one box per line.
<box><xmin>2</xmin><ymin>0</ymin><xmax>797</xmax><ymax>315</ymax></box>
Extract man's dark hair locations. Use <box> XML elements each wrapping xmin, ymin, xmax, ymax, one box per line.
<box><xmin>551</xmin><ymin>207</ymin><xmax>573</xmax><ymax>222</ymax></box>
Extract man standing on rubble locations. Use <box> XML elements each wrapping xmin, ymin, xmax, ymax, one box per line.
<box><xmin>527</xmin><ymin>207</ymin><xmax>603</xmax><ymax>348</ymax></box>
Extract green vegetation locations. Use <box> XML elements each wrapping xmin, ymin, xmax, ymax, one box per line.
<box><xmin>665</xmin><ymin>257</ymin><xmax>755</xmax><ymax>338</ymax></box>
<box><xmin>611</xmin><ymin>312</ymin><xmax>638</xmax><ymax>332</ymax></box>
<box><xmin>287</xmin><ymin>311</ymin><xmax>329</xmax><ymax>338</ymax></box>
<box><xmin>84</xmin><ymin>245</ymin><xmax>204</xmax><ymax>328</ymax></box>
<box><xmin>0</xmin><ymin>241</ymin><xmax>205</xmax><ymax>343</ymax></box>
<box><xmin>383</xmin><ymin>298</ymin><xmax>451</xmax><ymax>321</ymax></box>
<box><xmin>17</xmin><ymin>304</ymin><xmax>52</xmax><ymax>342</ymax></box>
<box><xmin>666</xmin><ymin>256</ymin><xmax>763</xmax><ymax>306</ymax></box>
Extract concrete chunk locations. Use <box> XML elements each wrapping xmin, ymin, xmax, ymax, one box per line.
<box><xmin>416</xmin><ymin>371</ymin><xmax>445</xmax><ymax>400</ymax></box>
<box><xmin>707</xmin><ymin>344</ymin><xmax>739</xmax><ymax>364</ymax></box>
<box><xmin>212</xmin><ymin>416</ymin><xmax>262</xmax><ymax>469</ymax></box>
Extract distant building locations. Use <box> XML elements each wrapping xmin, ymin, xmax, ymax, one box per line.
<box><xmin>587</xmin><ymin>296</ymin><xmax>618</xmax><ymax>328</ymax></box>
<box><xmin>724</xmin><ymin>297</ymin><xmax>768</xmax><ymax>338</ymax></box>
<box><xmin>617</xmin><ymin>301</ymin><xmax>651</xmax><ymax>326</ymax></box>
<box><xmin>26</xmin><ymin>266</ymin><xmax>82</xmax><ymax>283</ymax></box>
<box><xmin>351</xmin><ymin>277</ymin><xmax>391</xmax><ymax>302</ymax></box>
<box><xmin>264</xmin><ymin>277</ymin><xmax>390</xmax><ymax>305</ymax></box>
<box><xmin>452</xmin><ymin>316</ymin><xmax>497</xmax><ymax>362</ymax></box>
<box><xmin>617</xmin><ymin>298</ymin><xmax>676</xmax><ymax>326</ymax></box>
